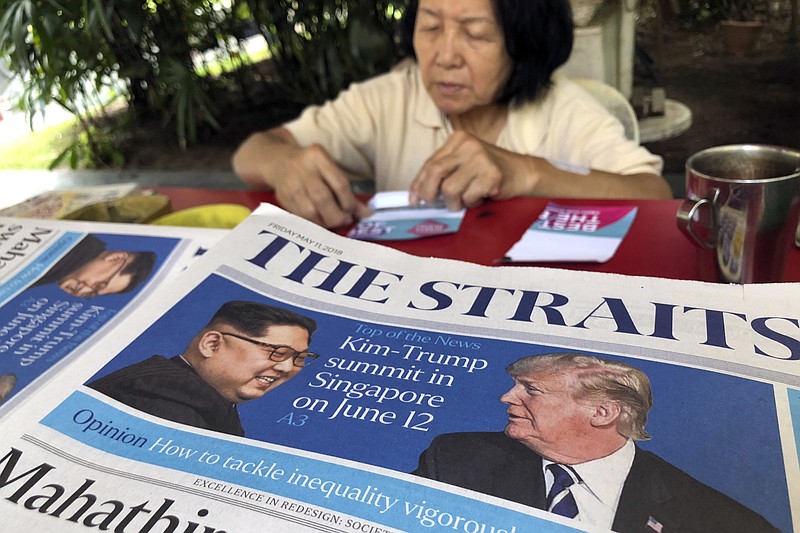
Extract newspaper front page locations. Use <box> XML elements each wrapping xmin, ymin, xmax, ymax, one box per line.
<box><xmin>0</xmin><ymin>216</ymin><xmax>226</xmax><ymax>416</ymax></box>
<box><xmin>0</xmin><ymin>204</ymin><xmax>797</xmax><ymax>532</ymax></box>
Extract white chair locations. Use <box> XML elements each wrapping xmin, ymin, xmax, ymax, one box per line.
<box><xmin>572</xmin><ymin>78</ymin><xmax>640</xmax><ymax>144</ymax></box>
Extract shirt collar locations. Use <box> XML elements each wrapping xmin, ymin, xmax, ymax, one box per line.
<box><xmin>545</xmin><ymin>439</ymin><xmax>636</xmax><ymax>506</ymax></box>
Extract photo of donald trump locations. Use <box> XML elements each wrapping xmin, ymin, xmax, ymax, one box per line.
<box><xmin>413</xmin><ymin>353</ymin><xmax>778</xmax><ymax>532</ymax></box>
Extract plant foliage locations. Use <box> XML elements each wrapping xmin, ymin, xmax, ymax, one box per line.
<box><xmin>680</xmin><ymin>0</ymin><xmax>764</xmax><ymax>22</ymax></box>
<box><xmin>241</xmin><ymin>0</ymin><xmax>408</xmax><ymax>104</ymax></box>
<box><xmin>0</xmin><ymin>0</ymin><xmax>408</xmax><ymax>167</ymax></box>
<box><xmin>0</xmin><ymin>0</ymin><xmax>243</xmax><ymax>165</ymax></box>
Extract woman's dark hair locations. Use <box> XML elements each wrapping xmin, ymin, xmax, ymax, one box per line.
<box><xmin>399</xmin><ymin>0</ymin><xmax>574</xmax><ymax>105</ymax></box>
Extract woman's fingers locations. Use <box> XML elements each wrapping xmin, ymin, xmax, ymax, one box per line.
<box><xmin>279</xmin><ymin>144</ymin><xmax>365</xmax><ymax>228</ymax></box>
<box><xmin>412</xmin><ymin>133</ymin><xmax>507</xmax><ymax>210</ymax></box>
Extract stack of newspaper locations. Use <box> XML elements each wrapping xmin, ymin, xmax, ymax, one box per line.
<box><xmin>0</xmin><ymin>183</ymin><xmax>143</xmax><ymax>219</ymax></box>
<box><xmin>0</xmin><ymin>205</ymin><xmax>796</xmax><ymax>532</ymax></box>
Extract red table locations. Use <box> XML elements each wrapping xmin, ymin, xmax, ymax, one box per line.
<box><xmin>152</xmin><ymin>187</ymin><xmax>800</xmax><ymax>283</ymax></box>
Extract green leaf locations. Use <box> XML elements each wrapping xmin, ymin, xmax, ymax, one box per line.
<box><xmin>86</xmin><ymin>0</ymin><xmax>115</xmax><ymax>42</ymax></box>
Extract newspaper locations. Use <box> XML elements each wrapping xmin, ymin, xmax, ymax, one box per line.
<box><xmin>0</xmin><ymin>204</ymin><xmax>797</xmax><ymax>532</ymax></box>
<box><xmin>0</xmin><ymin>216</ymin><xmax>227</xmax><ymax>416</ymax></box>
<box><xmin>0</xmin><ymin>183</ymin><xmax>141</xmax><ymax>218</ymax></box>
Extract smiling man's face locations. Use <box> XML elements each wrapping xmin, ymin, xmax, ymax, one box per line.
<box><xmin>200</xmin><ymin>325</ymin><xmax>309</xmax><ymax>404</ymax></box>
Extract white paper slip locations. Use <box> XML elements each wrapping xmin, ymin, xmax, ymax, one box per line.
<box><xmin>504</xmin><ymin>202</ymin><xmax>638</xmax><ymax>262</ymax></box>
<box><xmin>367</xmin><ymin>190</ymin><xmax>446</xmax><ymax>210</ymax></box>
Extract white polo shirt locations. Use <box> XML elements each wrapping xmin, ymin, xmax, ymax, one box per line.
<box><xmin>285</xmin><ymin>62</ymin><xmax>663</xmax><ymax>192</ymax></box>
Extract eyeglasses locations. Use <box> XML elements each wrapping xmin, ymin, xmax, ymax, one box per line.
<box><xmin>219</xmin><ymin>331</ymin><xmax>319</xmax><ymax>367</ymax></box>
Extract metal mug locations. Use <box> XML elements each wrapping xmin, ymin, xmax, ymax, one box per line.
<box><xmin>676</xmin><ymin>144</ymin><xmax>800</xmax><ymax>283</ymax></box>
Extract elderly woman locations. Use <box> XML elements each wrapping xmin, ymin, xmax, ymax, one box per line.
<box><xmin>233</xmin><ymin>0</ymin><xmax>672</xmax><ymax>228</ymax></box>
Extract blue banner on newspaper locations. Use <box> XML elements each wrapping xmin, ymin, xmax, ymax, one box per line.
<box><xmin>43</xmin><ymin>392</ymin><xmax>575</xmax><ymax>533</ymax></box>
<box><xmin>0</xmin><ymin>232</ymin><xmax>83</xmax><ymax>305</ymax></box>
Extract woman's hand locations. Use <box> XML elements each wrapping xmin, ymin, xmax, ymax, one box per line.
<box><xmin>408</xmin><ymin>131</ymin><xmax>532</xmax><ymax>211</ymax></box>
<box><xmin>275</xmin><ymin>144</ymin><xmax>370</xmax><ymax>228</ymax></box>
<box><xmin>233</xmin><ymin>128</ymin><xmax>370</xmax><ymax>229</ymax></box>
<box><xmin>408</xmin><ymin>131</ymin><xmax>673</xmax><ymax>207</ymax></box>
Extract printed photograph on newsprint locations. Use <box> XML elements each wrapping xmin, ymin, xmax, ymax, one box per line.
<box><xmin>0</xmin><ymin>205</ymin><xmax>797</xmax><ymax>532</ymax></box>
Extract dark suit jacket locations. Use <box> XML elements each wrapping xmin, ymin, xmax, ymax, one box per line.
<box><xmin>413</xmin><ymin>432</ymin><xmax>779</xmax><ymax>533</ymax></box>
<box><xmin>88</xmin><ymin>355</ymin><xmax>244</xmax><ymax>437</ymax></box>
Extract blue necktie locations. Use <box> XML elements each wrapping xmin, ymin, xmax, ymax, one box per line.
<box><xmin>546</xmin><ymin>464</ymin><xmax>579</xmax><ymax>518</ymax></box>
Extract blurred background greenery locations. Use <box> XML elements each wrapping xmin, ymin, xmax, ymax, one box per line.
<box><xmin>0</xmin><ymin>0</ymin><xmax>796</xmax><ymax>170</ymax></box>
<box><xmin>0</xmin><ymin>0</ymin><xmax>408</xmax><ymax>168</ymax></box>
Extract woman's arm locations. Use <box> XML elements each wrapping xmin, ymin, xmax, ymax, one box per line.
<box><xmin>409</xmin><ymin>132</ymin><xmax>672</xmax><ymax>210</ymax></box>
